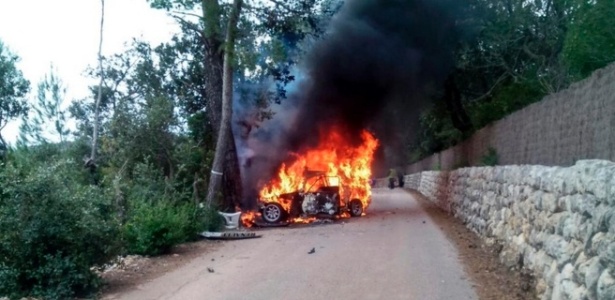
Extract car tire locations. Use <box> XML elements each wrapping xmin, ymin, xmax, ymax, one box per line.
<box><xmin>349</xmin><ymin>199</ymin><xmax>363</xmax><ymax>217</ymax></box>
<box><xmin>262</xmin><ymin>203</ymin><xmax>286</xmax><ymax>223</ymax></box>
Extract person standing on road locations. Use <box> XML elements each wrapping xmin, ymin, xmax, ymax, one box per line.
<box><xmin>387</xmin><ymin>168</ymin><xmax>397</xmax><ymax>189</ymax></box>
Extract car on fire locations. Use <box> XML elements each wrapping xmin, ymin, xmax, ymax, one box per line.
<box><xmin>258</xmin><ymin>170</ymin><xmax>367</xmax><ymax>223</ymax></box>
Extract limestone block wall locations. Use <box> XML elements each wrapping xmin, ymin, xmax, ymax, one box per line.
<box><xmin>406</xmin><ymin>160</ymin><xmax>615</xmax><ymax>300</ymax></box>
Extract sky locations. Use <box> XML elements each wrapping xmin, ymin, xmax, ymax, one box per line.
<box><xmin>0</xmin><ymin>0</ymin><xmax>180</xmax><ymax>144</ymax></box>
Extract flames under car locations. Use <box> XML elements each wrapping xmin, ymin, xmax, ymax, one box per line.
<box><xmin>258</xmin><ymin>171</ymin><xmax>366</xmax><ymax>223</ymax></box>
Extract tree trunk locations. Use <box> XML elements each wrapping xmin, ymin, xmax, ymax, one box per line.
<box><xmin>201</xmin><ymin>0</ymin><xmax>243</xmax><ymax>209</ymax></box>
<box><xmin>222</xmin><ymin>134</ymin><xmax>243</xmax><ymax>210</ymax></box>
<box><xmin>89</xmin><ymin>0</ymin><xmax>105</xmax><ymax>168</ymax></box>
<box><xmin>202</xmin><ymin>0</ymin><xmax>223</xmax><ymax>131</ymax></box>
<box><xmin>206</xmin><ymin>0</ymin><xmax>243</xmax><ymax>207</ymax></box>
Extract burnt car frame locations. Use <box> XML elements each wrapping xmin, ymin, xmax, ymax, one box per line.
<box><xmin>258</xmin><ymin>171</ymin><xmax>366</xmax><ymax>223</ymax></box>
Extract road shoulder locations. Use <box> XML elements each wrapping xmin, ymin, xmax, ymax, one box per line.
<box><xmin>406</xmin><ymin>189</ymin><xmax>536</xmax><ymax>300</ymax></box>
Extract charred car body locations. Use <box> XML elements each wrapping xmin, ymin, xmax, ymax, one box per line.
<box><xmin>258</xmin><ymin>171</ymin><xmax>367</xmax><ymax>223</ymax></box>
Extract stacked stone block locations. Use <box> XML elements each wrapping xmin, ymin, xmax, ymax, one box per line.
<box><xmin>406</xmin><ymin>160</ymin><xmax>615</xmax><ymax>300</ymax></box>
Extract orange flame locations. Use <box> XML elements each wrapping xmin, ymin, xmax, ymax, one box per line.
<box><xmin>292</xmin><ymin>216</ymin><xmax>318</xmax><ymax>224</ymax></box>
<box><xmin>259</xmin><ymin>127</ymin><xmax>379</xmax><ymax>217</ymax></box>
<box><xmin>241</xmin><ymin>211</ymin><xmax>257</xmax><ymax>228</ymax></box>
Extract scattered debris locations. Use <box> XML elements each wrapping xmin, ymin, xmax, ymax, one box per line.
<box><xmin>422</xmin><ymin>220</ymin><xmax>426</xmax><ymax>224</ymax></box>
<box><xmin>97</xmin><ymin>255</ymin><xmax>150</xmax><ymax>275</ymax></box>
<box><xmin>200</xmin><ymin>231</ymin><xmax>262</xmax><ymax>240</ymax></box>
<box><xmin>308</xmin><ymin>247</ymin><xmax>316</xmax><ymax>254</ymax></box>
<box><xmin>207</xmin><ymin>267</ymin><xmax>215</xmax><ymax>273</ymax></box>
<box><xmin>211</xmin><ymin>258</ymin><xmax>215</xmax><ymax>261</ymax></box>
<box><xmin>252</xmin><ymin>220</ymin><xmax>291</xmax><ymax>228</ymax></box>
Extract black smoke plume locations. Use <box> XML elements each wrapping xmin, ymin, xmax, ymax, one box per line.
<box><xmin>236</xmin><ymin>0</ymin><xmax>469</xmax><ymax>206</ymax></box>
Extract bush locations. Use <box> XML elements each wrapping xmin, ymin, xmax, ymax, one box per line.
<box><xmin>0</xmin><ymin>159</ymin><xmax>119</xmax><ymax>300</ymax></box>
<box><xmin>122</xmin><ymin>200</ymin><xmax>204</xmax><ymax>256</ymax></box>
<box><xmin>121</xmin><ymin>162</ymin><xmax>222</xmax><ymax>256</ymax></box>
<box><xmin>480</xmin><ymin>147</ymin><xmax>499</xmax><ymax>166</ymax></box>
<box><xmin>201</xmin><ymin>204</ymin><xmax>224</xmax><ymax>232</ymax></box>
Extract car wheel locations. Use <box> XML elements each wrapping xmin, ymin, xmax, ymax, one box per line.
<box><xmin>349</xmin><ymin>199</ymin><xmax>363</xmax><ymax>217</ymax></box>
<box><xmin>262</xmin><ymin>203</ymin><xmax>285</xmax><ymax>223</ymax></box>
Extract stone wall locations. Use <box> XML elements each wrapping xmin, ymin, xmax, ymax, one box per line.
<box><xmin>405</xmin><ymin>160</ymin><xmax>615</xmax><ymax>300</ymax></box>
<box><xmin>407</xmin><ymin>63</ymin><xmax>615</xmax><ymax>174</ymax></box>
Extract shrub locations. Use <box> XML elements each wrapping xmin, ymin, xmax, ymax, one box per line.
<box><xmin>0</xmin><ymin>160</ymin><xmax>119</xmax><ymax>300</ymax></box>
<box><xmin>480</xmin><ymin>147</ymin><xmax>499</xmax><ymax>166</ymax></box>
<box><xmin>121</xmin><ymin>162</ymin><xmax>222</xmax><ymax>256</ymax></box>
<box><xmin>202</xmin><ymin>204</ymin><xmax>224</xmax><ymax>232</ymax></box>
<box><xmin>122</xmin><ymin>200</ymin><xmax>204</xmax><ymax>256</ymax></box>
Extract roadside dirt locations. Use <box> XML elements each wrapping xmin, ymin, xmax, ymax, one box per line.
<box><xmin>99</xmin><ymin>240</ymin><xmax>223</xmax><ymax>297</ymax></box>
<box><xmin>406</xmin><ymin>190</ymin><xmax>537</xmax><ymax>300</ymax></box>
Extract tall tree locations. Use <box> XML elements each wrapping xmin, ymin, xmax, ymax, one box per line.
<box><xmin>148</xmin><ymin>0</ymin><xmax>328</xmax><ymax>208</ymax></box>
<box><xmin>18</xmin><ymin>66</ymin><xmax>70</xmax><ymax>145</ymax></box>
<box><xmin>0</xmin><ymin>40</ymin><xmax>30</xmax><ymax>154</ymax></box>
<box><xmin>88</xmin><ymin>0</ymin><xmax>105</xmax><ymax>168</ymax></box>
<box><xmin>206</xmin><ymin>0</ymin><xmax>243</xmax><ymax>206</ymax></box>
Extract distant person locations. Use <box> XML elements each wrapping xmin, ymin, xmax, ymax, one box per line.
<box><xmin>398</xmin><ymin>173</ymin><xmax>404</xmax><ymax>188</ymax></box>
<box><xmin>387</xmin><ymin>168</ymin><xmax>397</xmax><ymax>189</ymax></box>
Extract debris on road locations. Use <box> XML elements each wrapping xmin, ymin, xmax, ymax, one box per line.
<box><xmin>200</xmin><ymin>231</ymin><xmax>262</xmax><ymax>240</ymax></box>
<box><xmin>207</xmin><ymin>267</ymin><xmax>215</xmax><ymax>273</ymax></box>
<box><xmin>252</xmin><ymin>220</ymin><xmax>291</xmax><ymax>228</ymax></box>
<box><xmin>308</xmin><ymin>247</ymin><xmax>316</xmax><ymax>254</ymax></box>
<box><xmin>98</xmin><ymin>255</ymin><xmax>150</xmax><ymax>275</ymax></box>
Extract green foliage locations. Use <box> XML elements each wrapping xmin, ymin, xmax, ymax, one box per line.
<box><xmin>480</xmin><ymin>147</ymin><xmax>499</xmax><ymax>166</ymax></box>
<box><xmin>0</xmin><ymin>159</ymin><xmax>118</xmax><ymax>299</ymax></box>
<box><xmin>19</xmin><ymin>65</ymin><xmax>71</xmax><ymax>145</ymax></box>
<box><xmin>563</xmin><ymin>0</ymin><xmax>615</xmax><ymax>79</ymax></box>
<box><xmin>411</xmin><ymin>103</ymin><xmax>463</xmax><ymax>161</ymax></box>
<box><xmin>0</xmin><ymin>1</ymin><xmax>338</xmax><ymax>298</ymax></box>
<box><xmin>201</xmin><ymin>205</ymin><xmax>224</xmax><ymax>232</ymax></box>
<box><xmin>411</xmin><ymin>0</ymin><xmax>615</xmax><ymax>160</ymax></box>
<box><xmin>120</xmin><ymin>162</ymin><xmax>219</xmax><ymax>256</ymax></box>
<box><xmin>122</xmin><ymin>199</ymin><xmax>203</xmax><ymax>256</ymax></box>
<box><xmin>467</xmin><ymin>76</ymin><xmax>544</xmax><ymax>128</ymax></box>
<box><xmin>0</xmin><ymin>40</ymin><xmax>30</xmax><ymax>150</ymax></box>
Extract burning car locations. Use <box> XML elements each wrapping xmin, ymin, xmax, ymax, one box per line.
<box><xmin>258</xmin><ymin>170</ymin><xmax>366</xmax><ymax>223</ymax></box>
<box><xmin>239</xmin><ymin>128</ymin><xmax>379</xmax><ymax>227</ymax></box>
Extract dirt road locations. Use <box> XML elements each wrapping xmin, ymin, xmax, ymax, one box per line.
<box><xmin>105</xmin><ymin>188</ymin><xmax>477</xmax><ymax>300</ymax></box>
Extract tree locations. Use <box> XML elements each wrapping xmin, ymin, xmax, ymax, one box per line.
<box><xmin>411</xmin><ymin>0</ymin><xmax>583</xmax><ymax>161</ymax></box>
<box><xmin>206</xmin><ymin>0</ymin><xmax>243</xmax><ymax>206</ymax></box>
<box><xmin>0</xmin><ymin>40</ymin><xmax>30</xmax><ymax>153</ymax></box>
<box><xmin>563</xmin><ymin>0</ymin><xmax>615</xmax><ymax>79</ymax></box>
<box><xmin>88</xmin><ymin>0</ymin><xmax>105</xmax><ymax>168</ymax></box>
<box><xmin>18</xmin><ymin>66</ymin><xmax>70</xmax><ymax>145</ymax></box>
<box><xmin>148</xmin><ymin>0</ymin><xmax>329</xmax><ymax>208</ymax></box>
